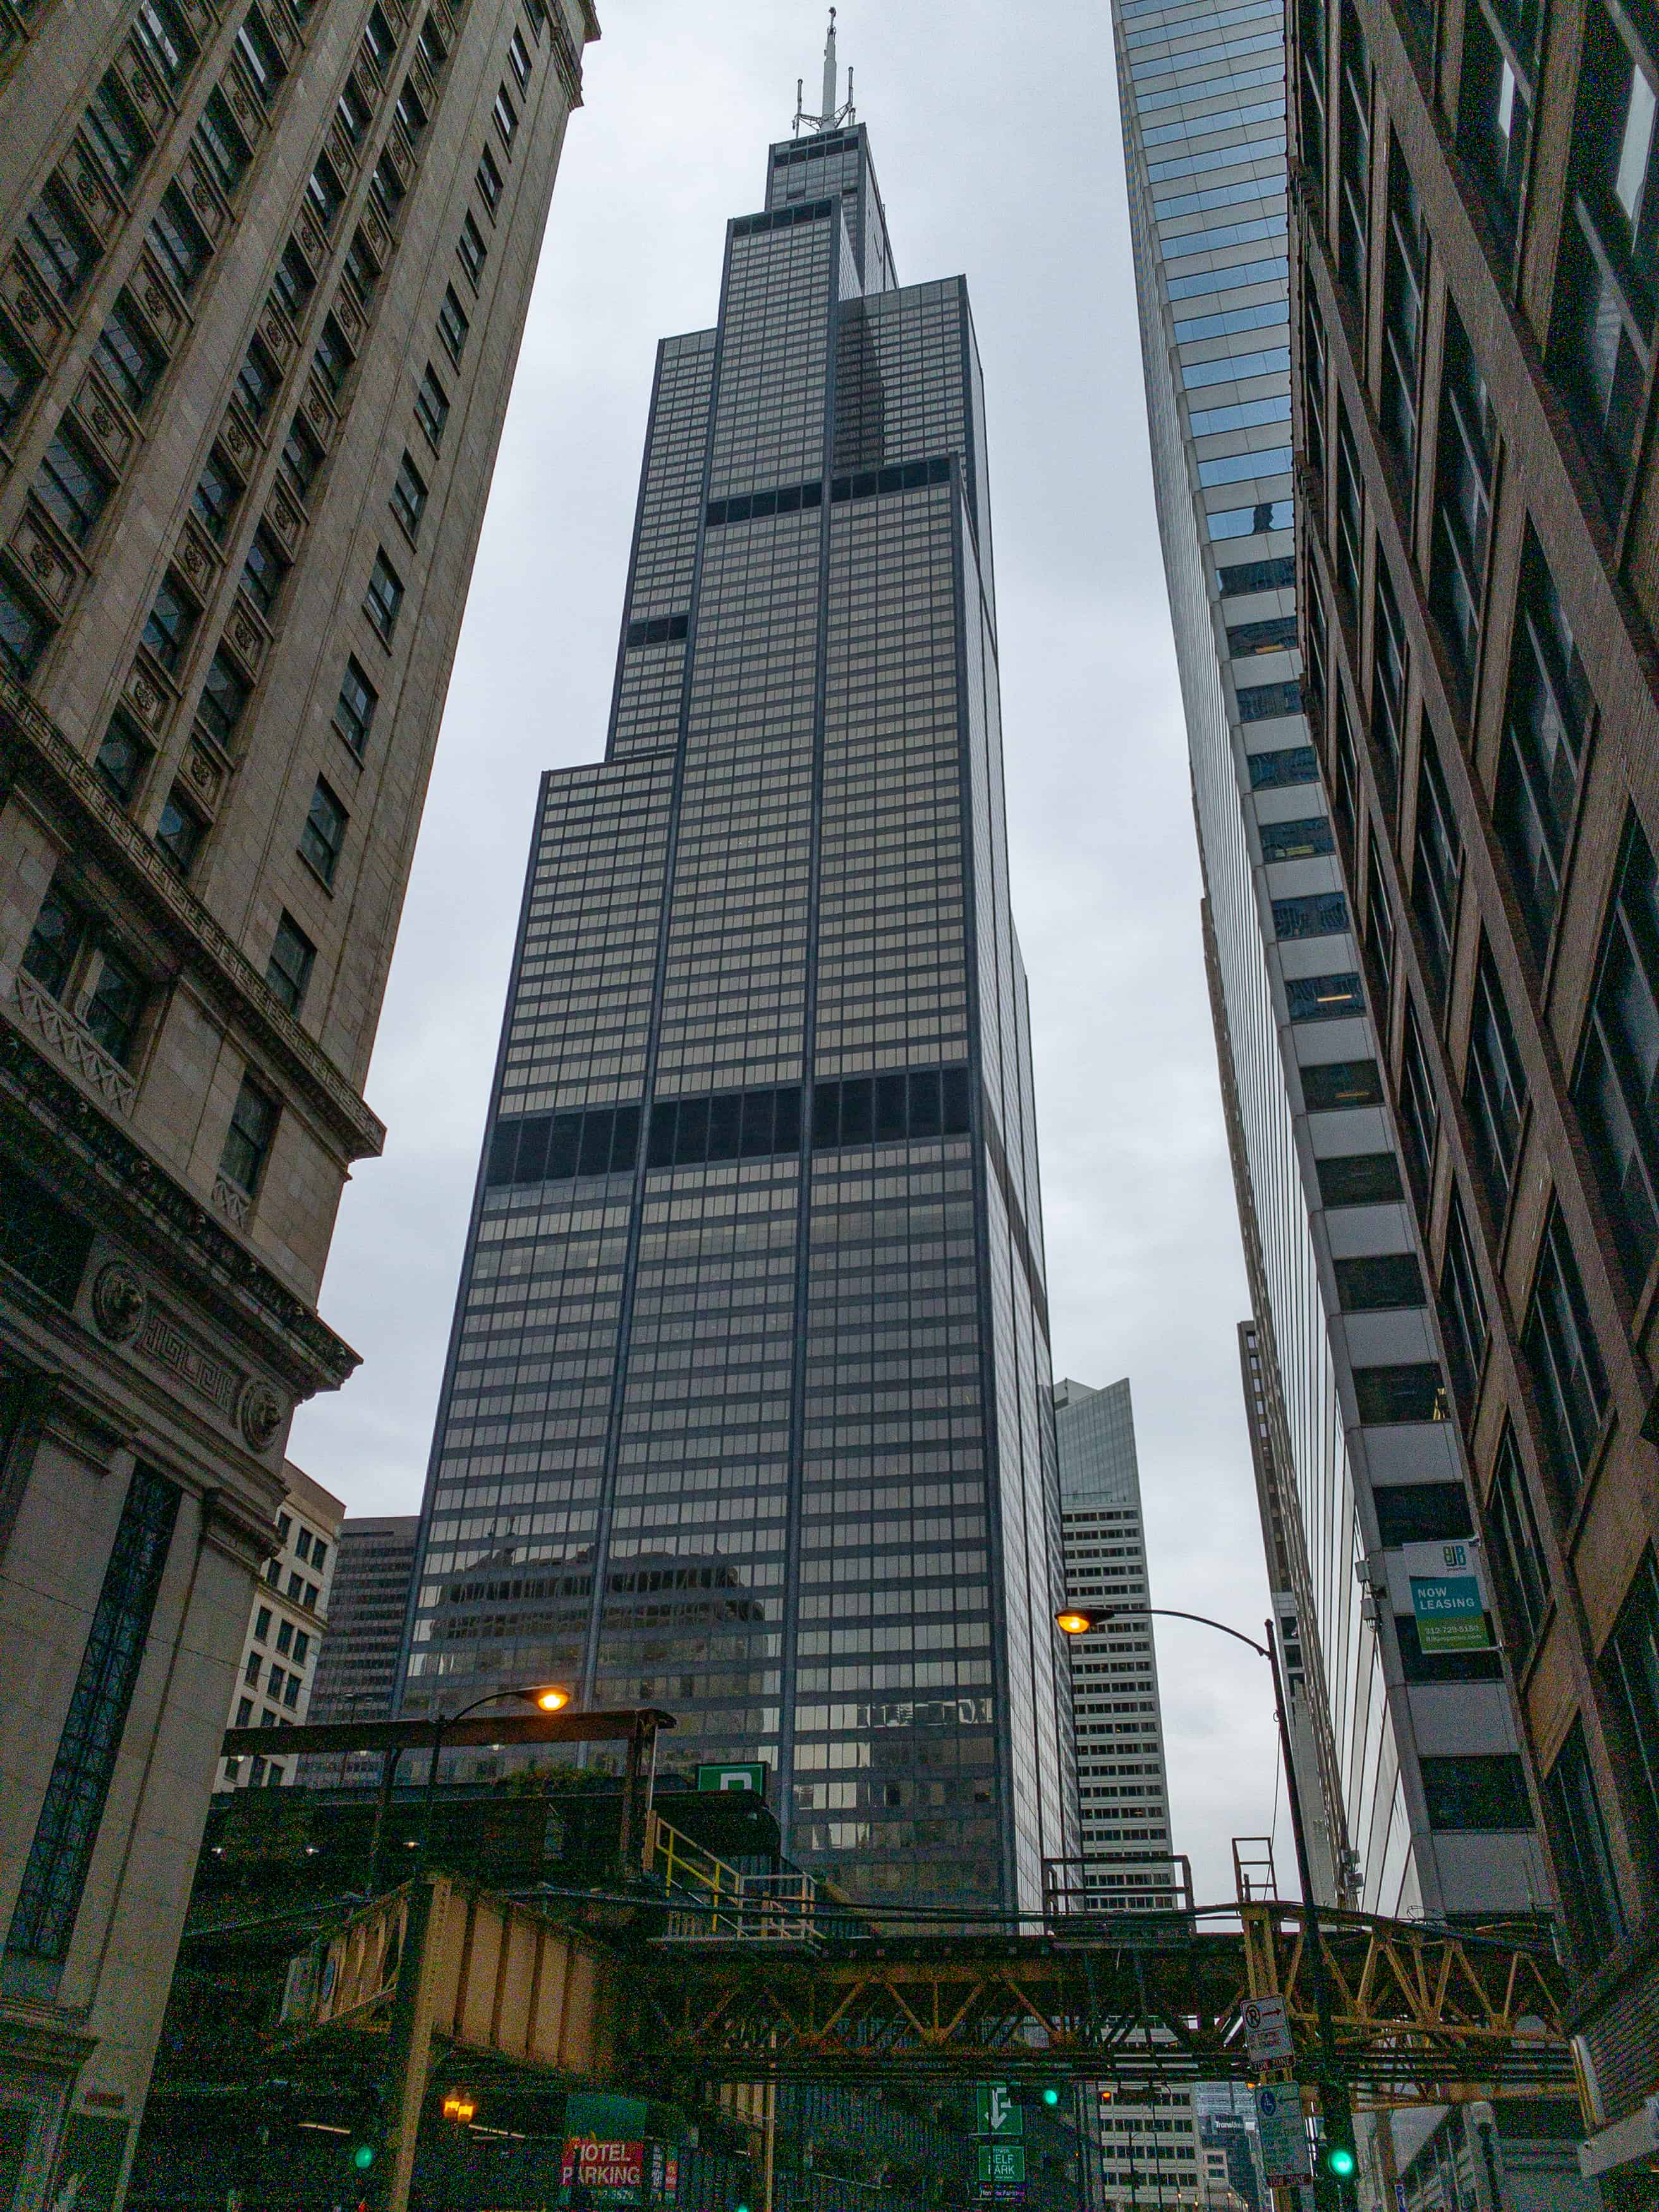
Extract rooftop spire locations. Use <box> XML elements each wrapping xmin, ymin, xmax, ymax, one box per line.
<box><xmin>793</xmin><ymin>6</ymin><xmax>856</xmax><ymax>136</ymax></box>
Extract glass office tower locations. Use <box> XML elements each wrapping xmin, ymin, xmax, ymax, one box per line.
<box><xmin>1109</xmin><ymin>0</ymin><xmax>1550</xmax><ymax>1928</ymax></box>
<box><xmin>398</xmin><ymin>102</ymin><xmax>1075</xmax><ymax>1913</ymax></box>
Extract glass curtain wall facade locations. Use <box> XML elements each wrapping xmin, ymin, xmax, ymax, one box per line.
<box><xmin>1109</xmin><ymin>0</ymin><xmax>1549</xmax><ymax>1928</ymax></box>
<box><xmin>398</xmin><ymin>119</ymin><xmax>1074</xmax><ymax>1913</ymax></box>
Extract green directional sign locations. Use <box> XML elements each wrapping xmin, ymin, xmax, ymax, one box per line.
<box><xmin>975</xmin><ymin>2084</ymin><xmax>1022</xmax><ymax>2136</ymax></box>
<box><xmin>696</xmin><ymin>1761</ymin><xmax>767</xmax><ymax>1796</ymax></box>
<box><xmin>978</xmin><ymin>2142</ymin><xmax>1026</xmax><ymax>2184</ymax></box>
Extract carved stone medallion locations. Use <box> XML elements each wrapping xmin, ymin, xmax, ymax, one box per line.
<box><xmin>238</xmin><ymin>1376</ymin><xmax>286</xmax><ymax>1452</ymax></box>
<box><xmin>91</xmin><ymin>1261</ymin><xmax>147</xmax><ymax>1344</ymax></box>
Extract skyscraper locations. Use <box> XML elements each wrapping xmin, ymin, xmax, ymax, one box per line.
<box><xmin>1053</xmin><ymin>1376</ymin><xmax>1206</xmax><ymax>2212</ymax></box>
<box><xmin>300</xmin><ymin>1510</ymin><xmax>417</xmax><ymax>1786</ymax></box>
<box><xmin>1052</xmin><ymin>1377</ymin><xmax>1177</xmax><ymax>1906</ymax></box>
<box><xmin>0</xmin><ymin>0</ymin><xmax>597</xmax><ymax>2192</ymax></box>
<box><xmin>1108</xmin><ymin>0</ymin><xmax>1550</xmax><ymax>1954</ymax></box>
<box><xmin>1285</xmin><ymin>0</ymin><xmax>1659</xmax><ymax>2179</ymax></box>
<box><xmin>399</xmin><ymin>36</ymin><xmax>1075</xmax><ymax>1913</ymax></box>
<box><xmin>307</xmin><ymin>1514</ymin><xmax>418</xmax><ymax>1729</ymax></box>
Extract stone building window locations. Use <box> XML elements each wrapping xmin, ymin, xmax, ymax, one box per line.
<box><xmin>220</xmin><ymin>1074</ymin><xmax>278</xmax><ymax>1194</ymax></box>
<box><xmin>1573</xmin><ymin>815</ymin><xmax>1659</xmax><ymax>1289</ymax></box>
<box><xmin>265</xmin><ymin>913</ymin><xmax>315</xmax><ymax>1014</ymax></box>
<box><xmin>300</xmin><ymin>777</ymin><xmax>346</xmax><ymax>884</ymax></box>
<box><xmin>333</xmin><ymin>657</ymin><xmax>377</xmax><ymax>755</ymax></box>
<box><xmin>363</xmin><ymin>549</ymin><xmax>403</xmax><ymax>641</ymax></box>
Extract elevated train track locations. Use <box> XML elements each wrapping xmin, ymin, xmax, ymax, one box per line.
<box><xmin>269</xmin><ymin>1869</ymin><xmax>1574</xmax><ymax>2105</ymax></box>
<box><xmin>630</xmin><ymin>1901</ymin><xmax>1572</xmax><ymax>2101</ymax></box>
<box><xmin>176</xmin><ymin>1709</ymin><xmax>1581</xmax><ymax>2212</ymax></box>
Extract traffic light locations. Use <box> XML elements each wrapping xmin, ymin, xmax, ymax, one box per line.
<box><xmin>1041</xmin><ymin>2087</ymin><xmax>1061</xmax><ymax>2107</ymax></box>
<box><xmin>1318</xmin><ymin>2101</ymin><xmax>1358</xmax><ymax>2188</ymax></box>
<box><xmin>349</xmin><ymin>2142</ymin><xmax>376</xmax><ymax>2172</ymax></box>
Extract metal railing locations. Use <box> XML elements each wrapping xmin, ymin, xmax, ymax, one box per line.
<box><xmin>645</xmin><ymin>1812</ymin><xmax>819</xmax><ymax>1945</ymax></box>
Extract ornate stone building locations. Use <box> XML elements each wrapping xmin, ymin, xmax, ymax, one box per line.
<box><xmin>0</xmin><ymin>0</ymin><xmax>596</xmax><ymax>2197</ymax></box>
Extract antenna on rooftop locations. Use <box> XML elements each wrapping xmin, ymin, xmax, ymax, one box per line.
<box><xmin>793</xmin><ymin>6</ymin><xmax>857</xmax><ymax>136</ymax></box>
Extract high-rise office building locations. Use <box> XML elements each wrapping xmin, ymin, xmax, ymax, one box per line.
<box><xmin>0</xmin><ymin>0</ymin><xmax>597</xmax><ymax>2193</ymax></box>
<box><xmin>1053</xmin><ymin>1378</ymin><xmax>1205</xmax><ymax>2212</ymax></box>
<box><xmin>307</xmin><ymin>1512</ymin><xmax>418</xmax><ymax>1727</ymax></box>
<box><xmin>1109</xmin><ymin>0</ymin><xmax>1555</xmax><ymax>1961</ymax></box>
<box><xmin>399</xmin><ymin>40</ymin><xmax>1075</xmax><ymax>1914</ymax></box>
<box><xmin>216</xmin><ymin>1462</ymin><xmax>343</xmax><ymax>1790</ymax></box>
<box><xmin>1285</xmin><ymin>0</ymin><xmax>1659</xmax><ymax>2182</ymax></box>
<box><xmin>1052</xmin><ymin>1377</ymin><xmax>1177</xmax><ymax>1905</ymax></box>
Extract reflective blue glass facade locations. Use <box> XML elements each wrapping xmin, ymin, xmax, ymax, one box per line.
<box><xmin>398</xmin><ymin>123</ymin><xmax>1075</xmax><ymax>1913</ymax></box>
<box><xmin>1110</xmin><ymin>0</ymin><xmax>1546</xmax><ymax>1920</ymax></box>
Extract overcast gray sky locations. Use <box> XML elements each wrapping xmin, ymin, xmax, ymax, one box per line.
<box><xmin>290</xmin><ymin>0</ymin><xmax>1287</xmax><ymax>1906</ymax></box>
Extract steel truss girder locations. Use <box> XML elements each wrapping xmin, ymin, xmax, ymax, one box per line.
<box><xmin>629</xmin><ymin>1909</ymin><xmax>1574</xmax><ymax>2100</ymax></box>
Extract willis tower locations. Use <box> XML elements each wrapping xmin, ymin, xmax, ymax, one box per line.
<box><xmin>399</xmin><ymin>23</ymin><xmax>1075</xmax><ymax>1912</ymax></box>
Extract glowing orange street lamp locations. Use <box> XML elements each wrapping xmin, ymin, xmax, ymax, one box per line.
<box><xmin>419</xmin><ymin>1682</ymin><xmax>574</xmax><ymax>1866</ymax></box>
<box><xmin>1055</xmin><ymin>1607</ymin><xmax>1099</xmax><ymax>1637</ymax></box>
<box><xmin>441</xmin><ymin>2088</ymin><xmax>477</xmax><ymax>2124</ymax></box>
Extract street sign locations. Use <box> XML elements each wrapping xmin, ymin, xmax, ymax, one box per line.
<box><xmin>1403</xmin><ymin>1540</ymin><xmax>1492</xmax><ymax>1653</ymax></box>
<box><xmin>1255</xmin><ymin>2084</ymin><xmax>1312</xmax><ymax>2187</ymax></box>
<box><xmin>648</xmin><ymin>2142</ymin><xmax>679</xmax><ymax>2203</ymax></box>
<box><xmin>1241</xmin><ymin>1993</ymin><xmax>1295</xmax><ymax>2063</ymax></box>
<box><xmin>978</xmin><ymin>2142</ymin><xmax>1027</xmax><ymax>2184</ymax></box>
<box><xmin>975</xmin><ymin>2084</ymin><xmax>1023</xmax><ymax>2136</ymax></box>
<box><xmin>559</xmin><ymin>2137</ymin><xmax>647</xmax><ymax>2205</ymax></box>
<box><xmin>696</xmin><ymin>1761</ymin><xmax>767</xmax><ymax>1795</ymax></box>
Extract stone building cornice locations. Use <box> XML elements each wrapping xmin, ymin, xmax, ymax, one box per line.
<box><xmin>0</xmin><ymin>676</ymin><xmax>386</xmax><ymax>1165</ymax></box>
<box><xmin>1</xmin><ymin>1023</ymin><xmax>358</xmax><ymax>1397</ymax></box>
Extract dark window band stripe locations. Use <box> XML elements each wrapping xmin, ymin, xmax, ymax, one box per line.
<box><xmin>483</xmin><ymin>1062</ymin><xmax>975</xmax><ymax>1188</ymax></box>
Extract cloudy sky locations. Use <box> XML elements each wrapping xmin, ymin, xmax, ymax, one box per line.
<box><xmin>290</xmin><ymin>0</ymin><xmax>1289</xmax><ymax>1905</ymax></box>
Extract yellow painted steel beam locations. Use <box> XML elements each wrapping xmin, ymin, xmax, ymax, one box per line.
<box><xmin>272</xmin><ymin>1887</ymin><xmax>1576</xmax><ymax>2112</ymax></box>
<box><xmin>628</xmin><ymin>1907</ymin><xmax>1576</xmax><ymax>2098</ymax></box>
<box><xmin>279</xmin><ymin>1877</ymin><xmax>618</xmax><ymax>2086</ymax></box>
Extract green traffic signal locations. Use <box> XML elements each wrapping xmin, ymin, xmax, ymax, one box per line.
<box><xmin>1324</xmin><ymin>2144</ymin><xmax>1357</xmax><ymax>2179</ymax></box>
<box><xmin>1042</xmin><ymin>2088</ymin><xmax>1060</xmax><ymax>2106</ymax></box>
<box><xmin>350</xmin><ymin>2143</ymin><xmax>376</xmax><ymax>2172</ymax></box>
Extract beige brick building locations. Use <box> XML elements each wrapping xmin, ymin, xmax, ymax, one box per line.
<box><xmin>0</xmin><ymin>0</ymin><xmax>596</xmax><ymax>2196</ymax></box>
<box><xmin>214</xmin><ymin>1458</ymin><xmax>343</xmax><ymax>1789</ymax></box>
<box><xmin>1288</xmin><ymin>0</ymin><xmax>1659</xmax><ymax>2177</ymax></box>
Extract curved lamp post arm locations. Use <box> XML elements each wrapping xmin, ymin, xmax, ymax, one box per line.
<box><xmin>418</xmin><ymin>1688</ymin><xmax>540</xmax><ymax>1869</ymax></box>
<box><xmin>1138</xmin><ymin>1606</ymin><xmax>1270</xmax><ymax>1660</ymax></box>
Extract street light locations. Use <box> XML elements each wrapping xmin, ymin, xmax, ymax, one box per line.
<box><xmin>418</xmin><ymin>1682</ymin><xmax>572</xmax><ymax>1869</ymax></box>
<box><xmin>1055</xmin><ymin>1600</ymin><xmax>1358</xmax><ymax>2212</ymax></box>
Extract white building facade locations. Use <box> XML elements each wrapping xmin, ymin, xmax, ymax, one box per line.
<box><xmin>216</xmin><ymin>1461</ymin><xmax>341</xmax><ymax>1792</ymax></box>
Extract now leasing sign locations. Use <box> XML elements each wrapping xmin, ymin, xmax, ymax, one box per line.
<box><xmin>1403</xmin><ymin>1540</ymin><xmax>1493</xmax><ymax>1654</ymax></box>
